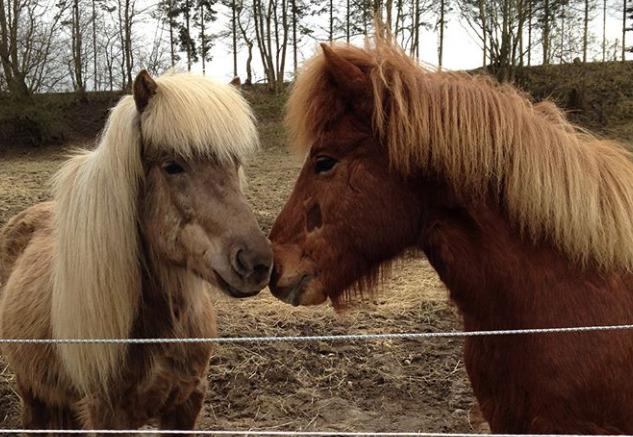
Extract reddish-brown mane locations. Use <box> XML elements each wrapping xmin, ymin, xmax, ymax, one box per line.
<box><xmin>286</xmin><ymin>37</ymin><xmax>633</xmax><ymax>273</ymax></box>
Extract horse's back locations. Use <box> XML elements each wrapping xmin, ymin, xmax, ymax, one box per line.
<box><xmin>0</xmin><ymin>202</ymin><xmax>54</xmax><ymax>286</ymax></box>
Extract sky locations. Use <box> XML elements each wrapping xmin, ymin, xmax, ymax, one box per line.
<box><xmin>152</xmin><ymin>5</ymin><xmax>625</xmax><ymax>83</ymax></box>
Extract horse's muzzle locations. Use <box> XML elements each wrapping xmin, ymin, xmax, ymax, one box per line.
<box><xmin>269</xmin><ymin>269</ymin><xmax>312</xmax><ymax>306</ymax></box>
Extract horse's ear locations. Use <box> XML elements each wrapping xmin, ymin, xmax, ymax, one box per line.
<box><xmin>133</xmin><ymin>70</ymin><xmax>158</xmax><ymax>113</ymax></box>
<box><xmin>320</xmin><ymin>43</ymin><xmax>369</xmax><ymax>97</ymax></box>
<box><xmin>230</xmin><ymin>76</ymin><xmax>241</xmax><ymax>88</ymax></box>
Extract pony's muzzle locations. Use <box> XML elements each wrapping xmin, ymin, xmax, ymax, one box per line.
<box><xmin>229</xmin><ymin>241</ymin><xmax>273</xmax><ymax>291</ymax></box>
<box><xmin>269</xmin><ymin>269</ymin><xmax>312</xmax><ymax>306</ymax></box>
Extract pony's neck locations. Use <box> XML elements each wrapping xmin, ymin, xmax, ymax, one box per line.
<box><xmin>136</xmin><ymin>242</ymin><xmax>208</xmax><ymax>338</ymax></box>
<box><xmin>416</xmin><ymin>184</ymin><xmax>605</xmax><ymax>331</ymax></box>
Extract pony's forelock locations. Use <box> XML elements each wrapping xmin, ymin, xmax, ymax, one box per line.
<box><xmin>287</xmin><ymin>36</ymin><xmax>633</xmax><ymax>272</ymax></box>
<box><xmin>141</xmin><ymin>74</ymin><xmax>259</xmax><ymax>163</ymax></box>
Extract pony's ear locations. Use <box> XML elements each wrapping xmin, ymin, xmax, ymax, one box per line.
<box><xmin>320</xmin><ymin>43</ymin><xmax>369</xmax><ymax>96</ymax></box>
<box><xmin>133</xmin><ymin>70</ymin><xmax>158</xmax><ymax>113</ymax></box>
<box><xmin>230</xmin><ymin>76</ymin><xmax>241</xmax><ymax>87</ymax></box>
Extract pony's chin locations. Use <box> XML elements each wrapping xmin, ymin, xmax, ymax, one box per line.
<box><xmin>211</xmin><ymin>269</ymin><xmax>262</xmax><ymax>299</ymax></box>
<box><xmin>270</xmin><ymin>274</ymin><xmax>327</xmax><ymax>306</ymax></box>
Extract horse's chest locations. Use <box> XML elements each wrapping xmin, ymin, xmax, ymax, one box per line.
<box><xmin>120</xmin><ymin>300</ymin><xmax>217</xmax><ymax>422</ymax></box>
<box><xmin>117</xmin><ymin>342</ymin><xmax>213</xmax><ymax>423</ymax></box>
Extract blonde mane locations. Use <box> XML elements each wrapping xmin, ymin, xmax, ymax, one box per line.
<box><xmin>287</xmin><ymin>38</ymin><xmax>633</xmax><ymax>272</ymax></box>
<box><xmin>52</xmin><ymin>73</ymin><xmax>258</xmax><ymax>394</ymax></box>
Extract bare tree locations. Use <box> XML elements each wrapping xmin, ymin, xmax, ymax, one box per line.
<box><xmin>100</xmin><ymin>21</ymin><xmax>121</xmax><ymax>91</ymax></box>
<box><xmin>602</xmin><ymin>0</ymin><xmax>606</xmax><ymax>60</ymax></box>
<box><xmin>582</xmin><ymin>0</ymin><xmax>596</xmax><ymax>62</ymax></box>
<box><xmin>92</xmin><ymin>0</ymin><xmax>99</xmax><ymax>89</ymax></box>
<box><xmin>231</xmin><ymin>0</ymin><xmax>237</xmax><ymax>76</ymax></box>
<box><xmin>236</xmin><ymin>0</ymin><xmax>254</xmax><ymax>82</ymax></box>
<box><xmin>0</xmin><ymin>0</ymin><xmax>67</xmax><ymax>96</ymax></box>
<box><xmin>437</xmin><ymin>0</ymin><xmax>448</xmax><ymax>69</ymax></box>
<box><xmin>411</xmin><ymin>0</ymin><xmax>420</xmax><ymax>56</ymax></box>
<box><xmin>622</xmin><ymin>0</ymin><xmax>627</xmax><ymax>60</ymax></box>
<box><xmin>116</xmin><ymin>0</ymin><xmax>137</xmax><ymax>88</ymax></box>
<box><xmin>68</xmin><ymin>0</ymin><xmax>87</xmax><ymax>94</ymax></box>
<box><xmin>460</xmin><ymin>0</ymin><xmax>531</xmax><ymax>80</ymax></box>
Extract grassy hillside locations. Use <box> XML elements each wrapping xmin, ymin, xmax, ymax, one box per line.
<box><xmin>0</xmin><ymin>62</ymin><xmax>630</xmax><ymax>150</ymax></box>
<box><xmin>0</xmin><ymin>91</ymin><xmax>123</xmax><ymax>148</ymax></box>
<box><xmin>514</xmin><ymin>61</ymin><xmax>633</xmax><ymax>141</ymax></box>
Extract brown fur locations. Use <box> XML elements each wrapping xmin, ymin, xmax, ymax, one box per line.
<box><xmin>0</xmin><ymin>71</ymin><xmax>271</xmax><ymax>433</ymax></box>
<box><xmin>270</xmin><ymin>38</ymin><xmax>633</xmax><ymax>433</ymax></box>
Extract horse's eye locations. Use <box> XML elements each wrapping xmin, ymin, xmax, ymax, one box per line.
<box><xmin>163</xmin><ymin>161</ymin><xmax>185</xmax><ymax>175</ymax></box>
<box><xmin>315</xmin><ymin>156</ymin><xmax>338</xmax><ymax>174</ymax></box>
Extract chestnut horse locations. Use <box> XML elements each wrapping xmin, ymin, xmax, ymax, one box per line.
<box><xmin>269</xmin><ymin>37</ymin><xmax>633</xmax><ymax>433</ymax></box>
<box><xmin>0</xmin><ymin>71</ymin><xmax>272</xmax><ymax>433</ymax></box>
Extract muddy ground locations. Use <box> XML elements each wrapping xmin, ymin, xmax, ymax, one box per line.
<box><xmin>0</xmin><ymin>111</ymin><xmax>481</xmax><ymax>435</ymax></box>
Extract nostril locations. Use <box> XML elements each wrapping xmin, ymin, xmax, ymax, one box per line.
<box><xmin>253</xmin><ymin>264</ymin><xmax>270</xmax><ymax>277</ymax></box>
<box><xmin>253</xmin><ymin>262</ymin><xmax>271</xmax><ymax>282</ymax></box>
<box><xmin>233</xmin><ymin>249</ymin><xmax>250</xmax><ymax>277</ymax></box>
<box><xmin>269</xmin><ymin>264</ymin><xmax>280</xmax><ymax>287</ymax></box>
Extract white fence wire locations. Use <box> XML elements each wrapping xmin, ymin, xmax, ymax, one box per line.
<box><xmin>0</xmin><ymin>323</ymin><xmax>632</xmax><ymax>343</ymax></box>
<box><xmin>2</xmin><ymin>323</ymin><xmax>633</xmax><ymax>435</ymax></box>
<box><xmin>3</xmin><ymin>431</ymin><xmax>633</xmax><ymax>436</ymax></box>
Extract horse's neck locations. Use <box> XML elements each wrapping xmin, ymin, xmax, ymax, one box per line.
<box><xmin>135</xmin><ymin>249</ymin><xmax>208</xmax><ymax>338</ymax></box>
<box><xmin>418</xmin><ymin>190</ymin><xmax>601</xmax><ymax>330</ymax></box>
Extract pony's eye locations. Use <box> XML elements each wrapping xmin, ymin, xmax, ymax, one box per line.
<box><xmin>315</xmin><ymin>156</ymin><xmax>338</xmax><ymax>174</ymax></box>
<box><xmin>163</xmin><ymin>161</ymin><xmax>185</xmax><ymax>175</ymax></box>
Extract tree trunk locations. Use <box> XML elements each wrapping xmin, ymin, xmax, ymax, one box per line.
<box><xmin>623</xmin><ymin>0</ymin><xmax>627</xmax><ymax>61</ymax></box>
<box><xmin>236</xmin><ymin>1</ymin><xmax>254</xmax><ymax>83</ymax></box>
<box><xmin>252</xmin><ymin>0</ymin><xmax>268</xmax><ymax>79</ymax></box>
<box><xmin>278</xmin><ymin>0</ymin><xmax>288</xmax><ymax>89</ymax></box>
<box><xmin>125</xmin><ymin>0</ymin><xmax>133</xmax><ymax>87</ymax></box>
<box><xmin>602</xmin><ymin>0</ymin><xmax>606</xmax><ymax>61</ymax></box>
<box><xmin>118</xmin><ymin>0</ymin><xmax>133</xmax><ymax>89</ymax></box>
<box><xmin>92</xmin><ymin>0</ymin><xmax>98</xmax><ymax>90</ymax></box>
<box><xmin>292</xmin><ymin>0</ymin><xmax>297</xmax><ymax>72</ymax></box>
<box><xmin>438</xmin><ymin>0</ymin><xmax>445</xmax><ymax>69</ymax></box>
<box><xmin>560</xmin><ymin>2</ymin><xmax>565</xmax><ymax>63</ymax></box>
<box><xmin>169</xmin><ymin>0</ymin><xmax>175</xmax><ymax>66</ymax></box>
<box><xmin>274</xmin><ymin>0</ymin><xmax>279</xmax><ymax>77</ymax></box>
<box><xmin>245</xmin><ymin>40</ymin><xmax>253</xmax><ymax>84</ymax></box>
<box><xmin>117</xmin><ymin>0</ymin><xmax>125</xmax><ymax>88</ymax></box>
<box><xmin>583</xmin><ymin>0</ymin><xmax>589</xmax><ymax>62</ymax></box>
<box><xmin>363</xmin><ymin>0</ymin><xmax>368</xmax><ymax>35</ymax></box>
<box><xmin>479</xmin><ymin>0</ymin><xmax>487</xmax><ymax>67</ymax></box>
<box><xmin>200</xmin><ymin>3</ymin><xmax>206</xmax><ymax>75</ymax></box>
<box><xmin>329</xmin><ymin>0</ymin><xmax>333</xmax><ymax>42</ymax></box>
<box><xmin>527</xmin><ymin>0</ymin><xmax>532</xmax><ymax>65</ymax></box>
<box><xmin>412</xmin><ymin>0</ymin><xmax>420</xmax><ymax>57</ymax></box>
<box><xmin>543</xmin><ymin>0</ymin><xmax>550</xmax><ymax>64</ymax></box>
<box><xmin>232</xmin><ymin>0</ymin><xmax>237</xmax><ymax>77</ymax></box>
<box><xmin>394</xmin><ymin>0</ymin><xmax>402</xmax><ymax>41</ymax></box>
<box><xmin>73</xmin><ymin>0</ymin><xmax>85</xmax><ymax>94</ymax></box>
<box><xmin>518</xmin><ymin>0</ymin><xmax>524</xmax><ymax>66</ymax></box>
<box><xmin>346</xmin><ymin>0</ymin><xmax>350</xmax><ymax>42</ymax></box>
<box><xmin>265</xmin><ymin>0</ymin><xmax>276</xmax><ymax>88</ymax></box>
<box><xmin>185</xmin><ymin>0</ymin><xmax>192</xmax><ymax>71</ymax></box>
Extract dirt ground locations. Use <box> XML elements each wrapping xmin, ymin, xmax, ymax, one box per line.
<box><xmin>0</xmin><ymin>118</ymin><xmax>486</xmax><ymax>434</ymax></box>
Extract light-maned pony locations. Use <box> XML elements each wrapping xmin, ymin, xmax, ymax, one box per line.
<box><xmin>269</xmin><ymin>36</ymin><xmax>633</xmax><ymax>433</ymax></box>
<box><xmin>0</xmin><ymin>71</ymin><xmax>273</xmax><ymax>432</ymax></box>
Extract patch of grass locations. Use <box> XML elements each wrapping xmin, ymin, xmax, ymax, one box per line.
<box><xmin>0</xmin><ymin>97</ymin><xmax>65</xmax><ymax>147</ymax></box>
<box><xmin>243</xmin><ymin>84</ymin><xmax>288</xmax><ymax>124</ymax></box>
